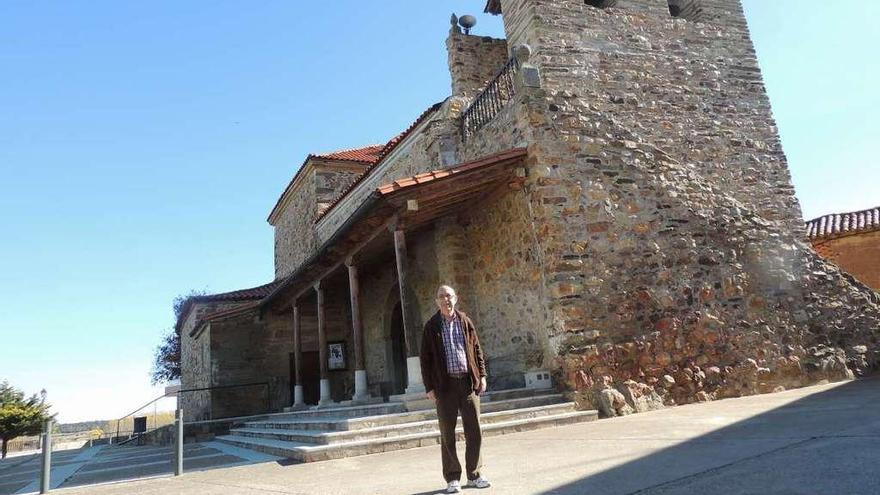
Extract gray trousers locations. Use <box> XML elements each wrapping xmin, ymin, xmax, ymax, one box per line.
<box><xmin>436</xmin><ymin>376</ymin><xmax>482</xmax><ymax>482</ymax></box>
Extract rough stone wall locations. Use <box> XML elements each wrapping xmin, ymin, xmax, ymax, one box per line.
<box><xmin>459</xmin><ymin>188</ymin><xmax>551</xmax><ymax>389</ymax></box>
<box><xmin>209</xmin><ymin>314</ymin><xmax>275</xmax><ymax>418</ymax></box>
<box><xmin>811</xmin><ymin>231</ymin><xmax>880</xmax><ymax>291</ymax></box>
<box><xmin>483</xmin><ymin>0</ymin><xmax>880</xmax><ymax>415</ymax></box>
<box><xmin>359</xmin><ymin>263</ymin><xmax>399</xmax><ymax>395</ymax></box>
<box><xmin>358</xmin><ymin>231</ymin><xmax>440</xmax><ymax>395</ymax></box>
<box><xmin>500</xmin><ymin>0</ymin><xmax>802</xmax><ymax>229</ymax></box>
<box><xmin>273</xmin><ymin>169</ymin><xmax>318</xmax><ymax>279</ymax></box>
<box><xmin>179</xmin><ymin>308</ymin><xmax>211</xmax><ymax>422</ymax></box>
<box><xmin>317</xmin><ymin>100</ymin><xmax>467</xmax><ymax>243</ymax></box>
<box><xmin>314</xmin><ymin>162</ymin><xmax>368</xmax><ymax>216</ymax></box>
<box><xmin>274</xmin><ymin>160</ymin><xmax>368</xmax><ymax>279</ymax></box>
<box><xmin>447</xmin><ymin>30</ymin><xmax>509</xmax><ymax>97</ymax></box>
<box><xmin>179</xmin><ymin>300</ymin><xmax>252</xmax><ymax>421</ymax></box>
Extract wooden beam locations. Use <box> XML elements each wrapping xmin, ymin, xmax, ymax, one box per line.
<box><xmin>388</xmin><ymin>172</ymin><xmax>512</xmax><ymax>207</ymax></box>
<box><xmin>290</xmin><ymin>215</ymin><xmax>398</xmax><ymax>301</ymax></box>
<box><xmin>315</xmin><ymin>281</ymin><xmax>328</xmax><ymax>380</ymax></box>
<box><xmin>293</xmin><ymin>303</ymin><xmax>302</xmax><ymax>386</ymax></box>
<box><xmin>346</xmin><ymin>261</ymin><xmax>366</xmax><ymax>372</ymax></box>
<box><xmin>393</xmin><ymin>228</ymin><xmax>419</xmax><ymax>358</ymax></box>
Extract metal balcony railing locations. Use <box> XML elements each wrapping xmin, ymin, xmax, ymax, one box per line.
<box><xmin>461</xmin><ymin>57</ymin><xmax>519</xmax><ymax>142</ymax></box>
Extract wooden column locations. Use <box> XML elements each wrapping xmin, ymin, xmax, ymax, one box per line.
<box><xmin>393</xmin><ymin>229</ymin><xmax>417</xmax><ymax>357</ymax></box>
<box><xmin>292</xmin><ymin>303</ymin><xmax>304</xmax><ymax>407</ymax></box>
<box><xmin>347</xmin><ymin>260</ymin><xmax>366</xmax><ymax>371</ymax></box>
<box><xmin>315</xmin><ymin>281</ymin><xmax>332</xmax><ymax>405</ymax></box>
<box><xmin>347</xmin><ymin>259</ymin><xmax>370</xmax><ymax>400</ymax></box>
<box><xmin>393</xmin><ymin>227</ymin><xmax>426</xmax><ymax>394</ymax></box>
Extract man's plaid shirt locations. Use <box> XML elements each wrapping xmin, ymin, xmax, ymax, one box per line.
<box><xmin>440</xmin><ymin>313</ymin><xmax>469</xmax><ymax>376</ymax></box>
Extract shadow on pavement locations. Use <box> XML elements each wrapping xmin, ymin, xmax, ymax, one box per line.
<box><xmin>537</xmin><ymin>377</ymin><xmax>880</xmax><ymax>495</ymax></box>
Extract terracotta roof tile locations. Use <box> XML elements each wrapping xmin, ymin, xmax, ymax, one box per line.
<box><xmin>805</xmin><ymin>206</ymin><xmax>880</xmax><ymax>240</ymax></box>
<box><xmin>375</xmin><ymin>148</ymin><xmax>528</xmax><ymax>195</ymax></box>
<box><xmin>190</xmin><ymin>280</ymin><xmax>282</xmax><ymax>302</ymax></box>
<box><xmin>315</xmin><ymin>101</ymin><xmax>445</xmax><ymax>223</ymax></box>
<box><xmin>190</xmin><ymin>301</ymin><xmax>261</xmax><ymax>336</ymax></box>
<box><xmin>176</xmin><ymin>280</ymin><xmax>281</xmax><ymax>333</ymax></box>
<box><xmin>312</xmin><ymin>145</ymin><xmax>384</xmax><ymax>164</ymax></box>
<box><xmin>267</xmin><ymin>145</ymin><xmax>383</xmax><ymax>223</ymax></box>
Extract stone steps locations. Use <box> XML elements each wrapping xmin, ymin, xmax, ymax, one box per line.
<box><xmin>217</xmin><ymin>409</ymin><xmax>598</xmax><ymax>462</ymax></box>
<box><xmin>272</xmin><ymin>402</ymin><xmax>406</xmax><ymax>420</ymax></box>
<box><xmin>231</xmin><ymin>401</ymin><xmax>579</xmax><ymax>445</ymax></box>
<box><xmin>482</xmin><ymin>387</ymin><xmax>549</xmax><ymax>402</ymax></box>
<box><xmin>243</xmin><ymin>393</ymin><xmax>566</xmax><ymax>433</ymax></box>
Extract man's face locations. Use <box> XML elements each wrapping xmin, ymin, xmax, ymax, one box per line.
<box><xmin>436</xmin><ymin>286</ymin><xmax>457</xmax><ymax>316</ymax></box>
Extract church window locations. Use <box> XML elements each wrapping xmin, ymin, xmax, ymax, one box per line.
<box><xmin>668</xmin><ymin>0</ymin><xmax>703</xmax><ymax>21</ymax></box>
<box><xmin>585</xmin><ymin>0</ymin><xmax>617</xmax><ymax>9</ymax></box>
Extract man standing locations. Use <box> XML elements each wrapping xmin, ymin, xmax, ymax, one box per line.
<box><xmin>420</xmin><ymin>285</ymin><xmax>491</xmax><ymax>493</ymax></box>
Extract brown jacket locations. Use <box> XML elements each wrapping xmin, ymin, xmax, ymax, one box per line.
<box><xmin>420</xmin><ymin>310</ymin><xmax>487</xmax><ymax>393</ymax></box>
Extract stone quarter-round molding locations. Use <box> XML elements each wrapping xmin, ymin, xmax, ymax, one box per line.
<box><xmin>513</xmin><ymin>43</ymin><xmax>532</xmax><ymax>64</ymax></box>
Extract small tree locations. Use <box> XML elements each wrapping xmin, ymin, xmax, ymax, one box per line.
<box><xmin>151</xmin><ymin>290</ymin><xmax>207</xmax><ymax>385</ymax></box>
<box><xmin>0</xmin><ymin>381</ymin><xmax>52</xmax><ymax>459</ymax></box>
<box><xmin>151</xmin><ymin>329</ymin><xmax>181</xmax><ymax>385</ymax></box>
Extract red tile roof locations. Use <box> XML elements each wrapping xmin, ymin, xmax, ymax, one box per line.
<box><xmin>311</xmin><ymin>145</ymin><xmax>384</xmax><ymax>164</ymax></box>
<box><xmin>267</xmin><ymin>145</ymin><xmax>382</xmax><ymax>224</ymax></box>
<box><xmin>259</xmin><ymin>148</ymin><xmax>528</xmax><ymax>310</ymax></box>
<box><xmin>175</xmin><ymin>280</ymin><xmax>281</xmax><ymax>332</ymax></box>
<box><xmin>190</xmin><ymin>301</ymin><xmax>261</xmax><ymax>336</ymax></box>
<box><xmin>376</xmin><ymin>148</ymin><xmax>528</xmax><ymax>195</ymax></box>
<box><xmin>806</xmin><ymin>206</ymin><xmax>880</xmax><ymax>240</ymax></box>
<box><xmin>189</xmin><ymin>281</ymin><xmax>281</xmax><ymax>302</ymax></box>
<box><xmin>315</xmin><ymin>101</ymin><xmax>444</xmax><ymax>223</ymax></box>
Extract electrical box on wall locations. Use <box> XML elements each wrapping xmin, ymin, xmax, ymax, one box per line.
<box><xmin>525</xmin><ymin>369</ymin><xmax>552</xmax><ymax>389</ymax></box>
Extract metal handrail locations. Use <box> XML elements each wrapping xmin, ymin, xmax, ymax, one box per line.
<box><xmin>112</xmin><ymin>381</ymin><xmax>270</xmax><ymax>443</ymax></box>
<box><xmin>461</xmin><ymin>57</ymin><xmax>519</xmax><ymax>142</ymax></box>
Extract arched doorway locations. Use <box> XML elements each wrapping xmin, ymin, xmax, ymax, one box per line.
<box><xmin>389</xmin><ymin>300</ymin><xmax>408</xmax><ymax>395</ymax></box>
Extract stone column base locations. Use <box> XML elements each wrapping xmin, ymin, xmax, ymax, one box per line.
<box><xmin>353</xmin><ymin>369</ymin><xmax>371</xmax><ymax>401</ymax></box>
<box><xmin>317</xmin><ymin>378</ymin><xmax>336</xmax><ymax>407</ymax></box>
<box><xmin>389</xmin><ymin>392</ymin><xmax>435</xmax><ymax>411</ymax></box>
<box><xmin>405</xmin><ymin>356</ymin><xmax>426</xmax><ymax>395</ymax></box>
<box><xmin>283</xmin><ymin>385</ymin><xmax>309</xmax><ymax>412</ymax></box>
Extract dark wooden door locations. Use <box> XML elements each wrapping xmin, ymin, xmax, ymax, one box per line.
<box><xmin>301</xmin><ymin>351</ymin><xmax>320</xmax><ymax>405</ymax></box>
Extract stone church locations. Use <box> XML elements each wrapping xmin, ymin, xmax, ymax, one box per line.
<box><xmin>177</xmin><ymin>0</ymin><xmax>880</xmax><ymax>422</ymax></box>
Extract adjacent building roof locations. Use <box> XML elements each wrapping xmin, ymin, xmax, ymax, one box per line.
<box><xmin>316</xmin><ymin>101</ymin><xmax>445</xmax><ymax>223</ymax></box>
<box><xmin>175</xmin><ymin>280</ymin><xmax>281</xmax><ymax>332</ymax></box>
<box><xmin>267</xmin><ymin>100</ymin><xmax>443</xmax><ymax>226</ymax></box>
<box><xmin>189</xmin><ymin>301</ymin><xmax>261</xmax><ymax>337</ymax></box>
<box><xmin>805</xmin><ymin>206</ymin><xmax>880</xmax><ymax>241</ymax></box>
<box><xmin>261</xmin><ymin>147</ymin><xmax>528</xmax><ymax>309</ymax></box>
<box><xmin>266</xmin><ymin>144</ymin><xmax>382</xmax><ymax>225</ymax></box>
<box><xmin>311</xmin><ymin>145</ymin><xmax>384</xmax><ymax>163</ymax></box>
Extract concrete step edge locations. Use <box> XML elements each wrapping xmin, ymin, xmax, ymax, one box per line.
<box><xmin>238</xmin><ymin>401</ymin><xmax>579</xmax><ymax>437</ymax></box>
<box><xmin>483</xmin><ymin>387</ymin><xmax>555</xmax><ymax>400</ymax></box>
<box><xmin>242</xmin><ymin>394</ymin><xmax>568</xmax><ymax>430</ymax></box>
<box><xmin>219</xmin><ymin>410</ymin><xmax>598</xmax><ymax>456</ymax></box>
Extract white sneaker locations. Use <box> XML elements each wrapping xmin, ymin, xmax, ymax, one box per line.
<box><xmin>466</xmin><ymin>476</ymin><xmax>491</xmax><ymax>489</ymax></box>
<box><xmin>446</xmin><ymin>480</ymin><xmax>462</xmax><ymax>493</ymax></box>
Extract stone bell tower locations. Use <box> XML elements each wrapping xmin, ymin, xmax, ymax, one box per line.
<box><xmin>474</xmin><ymin>0</ymin><xmax>880</xmax><ymax>409</ymax></box>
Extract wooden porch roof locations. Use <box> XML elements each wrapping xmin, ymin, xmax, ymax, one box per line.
<box><xmin>260</xmin><ymin>147</ymin><xmax>528</xmax><ymax>311</ymax></box>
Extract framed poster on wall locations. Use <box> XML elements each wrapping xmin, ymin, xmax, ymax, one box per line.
<box><xmin>328</xmin><ymin>341</ymin><xmax>347</xmax><ymax>371</ymax></box>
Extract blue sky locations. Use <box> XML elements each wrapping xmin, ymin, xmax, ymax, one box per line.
<box><xmin>0</xmin><ymin>1</ymin><xmax>877</xmax><ymax>423</ymax></box>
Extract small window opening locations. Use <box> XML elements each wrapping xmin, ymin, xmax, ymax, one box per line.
<box><xmin>585</xmin><ymin>0</ymin><xmax>617</xmax><ymax>9</ymax></box>
<box><xmin>668</xmin><ymin>0</ymin><xmax>702</xmax><ymax>20</ymax></box>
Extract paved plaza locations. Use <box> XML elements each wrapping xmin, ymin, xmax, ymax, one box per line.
<box><xmin>1</xmin><ymin>377</ymin><xmax>878</xmax><ymax>494</ymax></box>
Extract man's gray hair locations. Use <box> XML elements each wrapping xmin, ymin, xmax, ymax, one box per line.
<box><xmin>436</xmin><ymin>285</ymin><xmax>457</xmax><ymax>296</ymax></box>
